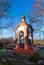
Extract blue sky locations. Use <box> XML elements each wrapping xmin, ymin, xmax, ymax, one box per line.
<box><xmin>0</xmin><ymin>0</ymin><xmax>44</xmax><ymax>40</ymax></box>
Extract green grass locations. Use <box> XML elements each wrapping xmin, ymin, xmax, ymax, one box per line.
<box><xmin>7</xmin><ymin>52</ymin><xmax>30</xmax><ymax>61</ymax></box>
<box><xmin>11</xmin><ymin>62</ymin><xmax>29</xmax><ymax>65</ymax></box>
<box><xmin>0</xmin><ymin>61</ymin><xmax>3</xmax><ymax>65</ymax></box>
<box><xmin>6</xmin><ymin>58</ymin><xmax>30</xmax><ymax>65</ymax></box>
<box><xmin>0</xmin><ymin>49</ymin><xmax>6</xmax><ymax>53</ymax></box>
<box><xmin>0</xmin><ymin>58</ymin><xmax>4</xmax><ymax>65</ymax></box>
<box><xmin>7</xmin><ymin>45</ymin><xmax>15</xmax><ymax>48</ymax></box>
<box><xmin>0</xmin><ymin>49</ymin><xmax>30</xmax><ymax>65</ymax></box>
<box><xmin>0</xmin><ymin>58</ymin><xmax>29</xmax><ymax>65</ymax></box>
<box><xmin>0</xmin><ymin>48</ymin><xmax>43</xmax><ymax>65</ymax></box>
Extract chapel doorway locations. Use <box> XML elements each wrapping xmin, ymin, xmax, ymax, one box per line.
<box><xmin>19</xmin><ymin>31</ymin><xmax>24</xmax><ymax>48</ymax></box>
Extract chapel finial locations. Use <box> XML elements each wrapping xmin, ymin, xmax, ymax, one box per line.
<box><xmin>22</xmin><ymin>16</ymin><xmax>26</xmax><ymax>19</ymax></box>
<box><xmin>22</xmin><ymin>16</ymin><xmax>26</xmax><ymax>21</ymax></box>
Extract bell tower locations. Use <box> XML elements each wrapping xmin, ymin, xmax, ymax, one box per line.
<box><xmin>14</xmin><ymin>16</ymin><xmax>34</xmax><ymax>54</ymax></box>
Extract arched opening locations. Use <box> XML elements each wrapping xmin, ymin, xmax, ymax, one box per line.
<box><xmin>19</xmin><ymin>31</ymin><xmax>24</xmax><ymax>48</ymax></box>
<box><xmin>28</xmin><ymin>27</ymin><xmax>33</xmax><ymax>49</ymax></box>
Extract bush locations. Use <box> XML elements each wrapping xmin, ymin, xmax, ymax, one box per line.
<box><xmin>30</xmin><ymin>52</ymin><xmax>42</xmax><ymax>62</ymax></box>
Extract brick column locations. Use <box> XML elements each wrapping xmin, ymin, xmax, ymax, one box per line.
<box><xmin>24</xmin><ymin>27</ymin><xmax>28</xmax><ymax>50</ymax></box>
<box><xmin>15</xmin><ymin>30</ymin><xmax>19</xmax><ymax>49</ymax></box>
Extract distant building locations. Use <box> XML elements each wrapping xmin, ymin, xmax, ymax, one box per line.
<box><xmin>14</xmin><ymin>16</ymin><xmax>34</xmax><ymax>54</ymax></box>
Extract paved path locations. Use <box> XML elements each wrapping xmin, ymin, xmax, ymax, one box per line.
<box><xmin>7</xmin><ymin>57</ymin><xmax>37</xmax><ymax>65</ymax></box>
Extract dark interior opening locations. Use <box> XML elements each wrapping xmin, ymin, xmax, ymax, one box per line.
<box><xmin>20</xmin><ymin>43</ymin><xmax>24</xmax><ymax>48</ymax></box>
<box><xmin>19</xmin><ymin>31</ymin><xmax>24</xmax><ymax>49</ymax></box>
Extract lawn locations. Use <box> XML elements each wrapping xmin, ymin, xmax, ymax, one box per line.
<box><xmin>0</xmin><ymin>49</ymin><xmax>30</xmax><ymax>65</ymax></box>
<box><xmin>0</xmin><ymin>58</ymin><xmax>30</xmax><ymax>65</ymax></box>
<box><xmin>0</xmin><ymin>61</ymin><xmax>3</xmax><ymax>65</ymax></box>
<box><xmin>0</xmin><ymin>47</ymin><xmax>44</xmax><ymax>65</ymax></box>
<box><xmin>0</xmin><ymin>49</ymin><xmax>6</xmax><ymax>53</ymax></box>
<box><xmin>6</xmin><ymin>58</ymin><xmax>30</xmax><ymax>65</ymax></box>
<box><xmin>6</xmin><ymin>52</ymin><xmax>30</xmax><ymax>61</ymax></box>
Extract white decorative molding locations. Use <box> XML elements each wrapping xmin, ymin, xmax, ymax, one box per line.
<box><xmin>18</xmin><ymin>26</ymin><xmax>24</xmax><ymax>32</ymax></box>
<box><xmin>18</xmin><ymin>26</ymin><xmax>24</xmax><ymax>44</ymax></box>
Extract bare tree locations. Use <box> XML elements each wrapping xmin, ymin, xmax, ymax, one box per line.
<box><xmin>29</xmin><ymin>0</ymin><xmax>44</xmax><ymax>40</ymax></box>
<box><xmin>0</xmin><ymin>0</ymin><xmax>13</xmax><ymax>38</ymax></box>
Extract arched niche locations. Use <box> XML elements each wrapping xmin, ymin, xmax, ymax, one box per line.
<box><xmin>19</xmin><ymin>31</ymin><xmax>24</xmax><ymax>48</ymax></box>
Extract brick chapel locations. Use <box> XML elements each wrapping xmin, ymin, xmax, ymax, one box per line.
<box><xmin>14</xmin><ymin>16</ymin><xmax>34</xmax><ymax>54</ymax></box>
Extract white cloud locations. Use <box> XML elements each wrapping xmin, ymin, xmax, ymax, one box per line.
<box><xmin>2</xmin><ymin>29</ymin><xmax>8</xmax><ymax>33</ymax></box>
<box><xmin>0</xmin><ymin>29</ymin><xmax>15</xmax><ymax>39</ymax></box>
